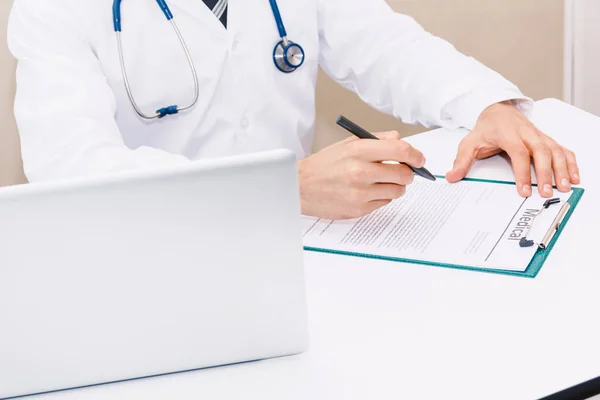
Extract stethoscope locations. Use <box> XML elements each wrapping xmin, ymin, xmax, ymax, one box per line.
<box><xmin>112</xmin><ymin>0</ymin><xmax>305</xmax><ymax>120</ymax></box>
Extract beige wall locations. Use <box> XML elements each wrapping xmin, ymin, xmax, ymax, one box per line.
<box><xmin>0</xmin><ymin>0</ymin><xmax>564</xmax><ymax>186</ymax></box>
<box><xmin>314</xmin><ymin>0</ymin><xmax>565</xmax><ymax>150</ymax></box>
<box><xmin>0</xmin><ymin>0</ymin><xmax>25</xmax><ymax>187</ymax></box>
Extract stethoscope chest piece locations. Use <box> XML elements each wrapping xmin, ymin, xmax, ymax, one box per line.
<box><xmin>269</xmin><ymin>0</ymin><xmax>304</xmax><ymax>73</ymax></box>
<box><xmin>273</xmin><ymin>38</ymin><xmax>305</xmax><ymax>73</ymax></box>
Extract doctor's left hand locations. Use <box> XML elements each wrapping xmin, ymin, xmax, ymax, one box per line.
<box><xmin>446</xmin><ymin>101</ymin><xmax>580</xmax><ymax>198</ymax></box>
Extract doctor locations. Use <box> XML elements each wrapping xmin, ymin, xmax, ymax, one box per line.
<box><xmin>8</xmin><ymin>0</ymin><xmax>579</xmax><ymax>220</ymax></box>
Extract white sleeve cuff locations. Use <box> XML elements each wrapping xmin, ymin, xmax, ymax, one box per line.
<box><xmin>440</xmin><ymin>88</ymin><xmax>535</xmax><ymax>131</ymax></box>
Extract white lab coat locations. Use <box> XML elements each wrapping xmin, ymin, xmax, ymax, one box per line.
<box><xmin>7</xmin><ymin>0</ymin><xmax>532</xmax><ymax>182</ymax></box>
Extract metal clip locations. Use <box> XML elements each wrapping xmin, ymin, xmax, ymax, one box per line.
<box><xmin>519</xmin><ymin>198</ymin><xmax>569</xmax><ymax>249</ymax></box>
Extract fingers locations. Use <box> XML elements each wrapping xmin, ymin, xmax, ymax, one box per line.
<box><xmin>546</xmin><ymin>142</ymin><xmax>579</xmax><ymax>192</ymax></box>
<box><xmin>500</xmin><ymin>137</ymin><xmax>533</xmax><ymax>197</ymax></box>
<box><xmin>518</xmin><ymin>123</ymin><xmax>582</xmax><ymax>194</ymax></box>
<box><xmin>347</xmin><ymin>137</ymin><xmax>426</xmax><ymax>168</ymax></box>
<box><xmin>564</xmin><ymin>147</ymin><xmax>580</xmax><ymax>185</ymax></box>
<box><xmin>366</xmin><ymin>183</ymin><xmax>407</xmax><ymax>202</ymax></box>
<box><xmin>521</xmin><ymin>128</ymin><xmax>580</xmax><ymax>195</ymax></box>
<box><xmin>547</xmin><ymin>140</ymin><xmax>571</xmax><ymax>192</ymax></box>
<box><xmin>344</xmin><ymin>160</ymin><xmax>412</xmax><ymax>217</ymax></box>
<box><xmin>374</xmin><ymin>131</ymin><xmax>402</xmax><ymax>140</ymax></box>
<box><xmin>520</xmin><ymin>128</ymin><xmax>553</xmax><ymax>197</ymax></box>
<box><xmin>362</xmin><ymin>200</ymin><xmax>393</xmax><ymax>215</ymax></box>
<box><xmin>347</xmin><ymin>163</ymin><xmax>411</xmax><ymax>200</ymax></box>
<box><xmin>446</xmin><ymin>134</ymin><xmax>478</xmax><ymax>183</ymax></box>
<box><xmin>365</xmin><ymin>163</ymin><xmax>414</xmax><ymax>186</ymax></box>
<box><xmin>345</xmin><ymin>182</ymin><xmax>405</xmax><ymax>218</ymax></box>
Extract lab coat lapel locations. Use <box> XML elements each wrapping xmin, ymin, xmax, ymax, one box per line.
<box><xmin>166</xmin><ymin>0</ymin><xmax>227</xmax><ymax>34</ymax></box>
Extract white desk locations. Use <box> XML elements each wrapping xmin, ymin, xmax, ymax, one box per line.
<box><xmin>33</xmin><ymin>99</ymin><xmax>600</xmax><ymax>400</ymax></box>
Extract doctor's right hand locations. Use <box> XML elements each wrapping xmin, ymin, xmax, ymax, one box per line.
<box><xmin>298</xmin><ymin>132</ymin><xmax>426</xmax><ymax>220</ymax></box>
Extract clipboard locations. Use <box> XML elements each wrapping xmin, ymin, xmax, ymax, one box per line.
<box><xmin>303</xmin><ymin>177</ymin><xmax>585</xmax><ymax>279</ymax></box>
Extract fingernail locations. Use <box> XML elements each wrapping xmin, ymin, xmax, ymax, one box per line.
<box><xmin>573</xmin><ymin>172</ymin><xmax>580</xmax><ymax>181</ymax></box>
<box><xmin>544</xmin><ymin>184</ymin><xmax>553</xmax><ymax>195</ymax></box>
<box><xmin>561</xmin><ymin>178</ymin><xmax>571</xmax><ymax>189</ymax></box>
<box><xmin>523</xmin><ymin>184</ymin><xmax>532</xmax><ymax>196</ymax></box>
<box><xmin>419</xmin><ymin>156</ymin><xmax>426</xmax><ymax>168</ymax></box>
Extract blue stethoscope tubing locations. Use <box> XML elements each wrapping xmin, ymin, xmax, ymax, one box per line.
<box><xmin>112</xmin><ymin>0</ymin><xmax>305</xmax><ymax>120</ymax></box>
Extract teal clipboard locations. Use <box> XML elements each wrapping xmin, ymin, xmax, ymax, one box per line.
<box><xmin>304</xmin><ymin>177</ymin><xmax>585</xmax><ymax>279</ymax></box>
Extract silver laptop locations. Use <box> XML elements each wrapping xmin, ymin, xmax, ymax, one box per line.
<box><xmin>0</xmin><ymin>149</ymin><xmax>309</xmax><ymax>399</ymax></box>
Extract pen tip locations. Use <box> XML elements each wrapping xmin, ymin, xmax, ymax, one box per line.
<box><xmin>421</xmin><ymin>170</ymin><xmax>436</xmax><ymax>181</ymax></box>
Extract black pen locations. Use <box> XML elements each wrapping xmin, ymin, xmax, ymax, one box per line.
<box><xmin>336</xmin><ymin>115</ymin><xmax>436</xmax><ymax>181</ymax></box>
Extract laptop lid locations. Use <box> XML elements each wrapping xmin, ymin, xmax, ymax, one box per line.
<box><xmin>0</xmin><ymin>149</ymin><xmax>308</xmax><ymax>399</ymax></box>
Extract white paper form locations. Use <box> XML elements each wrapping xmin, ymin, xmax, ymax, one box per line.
<box><xmin>303</xmin><ymin>179</ymin><xmax>572</xmax><ymax>272</ymax></box>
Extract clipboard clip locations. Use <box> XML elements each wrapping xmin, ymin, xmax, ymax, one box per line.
<box><xmin>519</xmin><ymin>197</ymin><xmax>570</xmax><ymax>249</ymax></box>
